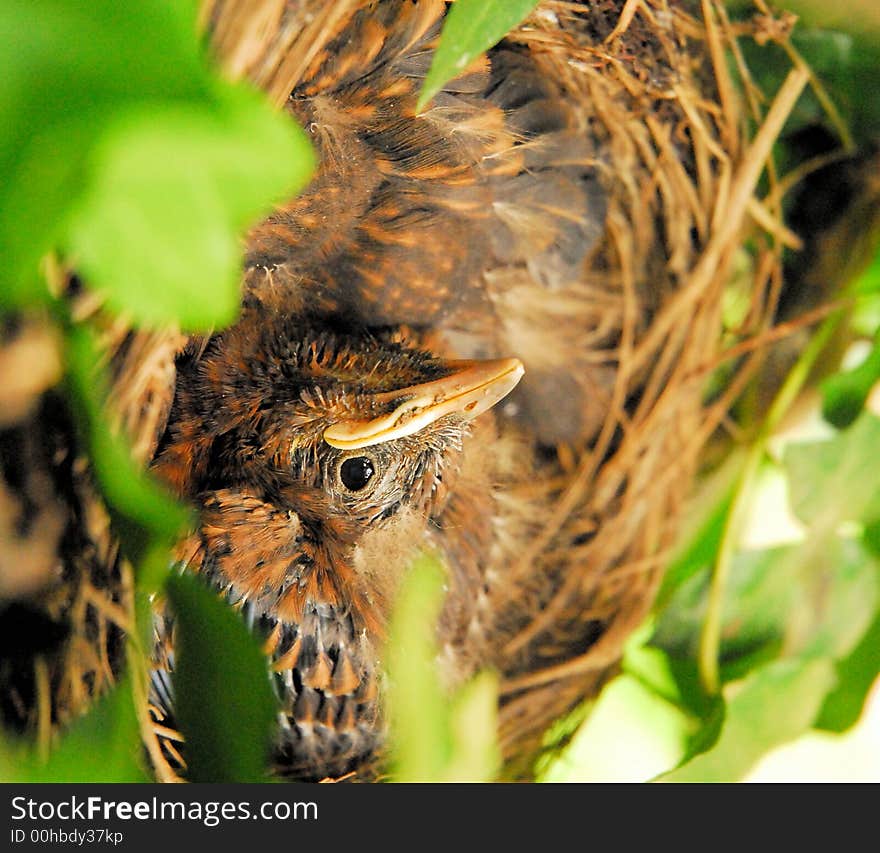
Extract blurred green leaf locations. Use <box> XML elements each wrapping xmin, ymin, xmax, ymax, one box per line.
<box><xmin>65</xmin><ymin>88</ymin><xmax>313</xmax><ymax>331</ymax></box>
<box><xmin>385</xmin><ymin>553</ymin><xmax>450</xmax><ymax>781</ymax></box>
<box><xmin>64</xmin><ymin>322</ymin><xmax>191</xmax><ymax>552</ymax></box>
<box><xmin>204</xmin><ymin>82</ymin><xmax>317</xmax><ymax>232</ymax></box>
<box><xmin>539</xmin><ymin>673</ymin><xmax>693</xmax><ymax>782</ymax></box>
<box><xmin>166</xmin><ymin>572</ymin><xmax>277</xmax><ymax>782</ymax></box>
<box><xmin>654</xmin><ymin>547</ymin><xmax>788</xmax><ymax>665</ymax></box>
<box><xmin>625</xmin><ymin>640</ymin><xmax>721</xmax><ymax>723</ymax></box>
<box><xmin>798</xmin><ymin>536</ymin><xmax>880</xmax><ymax>659</ymax></box>
<box><xmin>646</xmin><ymin>410</ymin><xmax>880</xmax><ymax>779</ymax></box>
<box><xmin>35</xmin><ymin>681</ymin><xmax>147</xmax><ymax>782</ymax></box>
<box><xmin>623</xmin><ymin>640</ymin><xmax>727</xmax><ymax>768</ymax></box>
<box><xmin>0</xmin><ymin>0</ymin><xmax>314</xmax><ymax>327</ymax></box>
<box><xmin>850</xmin><ymin>247</ymin><xmax>880</xmax><ymax>336</ymax></box>
<box><xmin>65</xmin><ymin>107</ymin><xmax>241</xmax><ymax>330</ymax></box>
<box><xmin>444</xmin><ymin>670</ymin><xmax>501</xmax><ymax>782</ymax></box>
<box><xmin>852</xmin><ymin>243</ymin><xmax>880</xmax><ymax>297</ymax></box>
<box><xmin>0</xmin><ymin>116</ymin><xmax>97</xmax><ymax>307</ymax></box>
<box><xmin>2</xmin><ymin>681</ymin><xmax>147</xmax><ymax>782</ymax></box>
<box><xmin>660</xmin><ymin>657</ymin><xmax>837</xmax><ymax>781</ymax></box>
<box><xmin>655</xmin><ymin>451</ymin><xmax>744</xmax><ymax>611</ymax></box>
<box><xmin>864</xmin><ymin>517</ymin><xmax>880</xmax><ymax>559</ymax></box>
<box><xmin>385</xmin><ymin>552</ymin><xmax>500</xmax><ymax>781</ymax></box>
<box><xmin>784</xmin><ymin>410</ymin><xmax>880</xmax><ymax>527</ymax></box>
<box><xmin>417</xmin><ymin>0</ymin><xmax>540</xmax><ymax>111</ymax></box>
<box><xmin>821</xmin><ymin>331</ymin><xmax>880</xmax><ymax>428</ymax></box>
<box><xmin>816</xmin><ymin>606</ymin><xmax>880</xmax><ymax>733</ymax></box>
<box><xmin>654</xmin><ymin>532</ymin><xmax>879</xmax><ymax>681</ymax></box>
<box><xmin>0</xmin><ymin>0</ymin><xmax>212</xmax><ymax>304</ymax></box>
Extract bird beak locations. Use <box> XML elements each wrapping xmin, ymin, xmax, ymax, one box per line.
<box><xmin>323</xmin><ymin>357</ymin><xmax>525</xmax><ymax>450</ymax></box>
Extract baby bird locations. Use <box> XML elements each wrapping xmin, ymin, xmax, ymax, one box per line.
<box><xmin>149</xmin><ymin>0</ymin><xmax>607</xmax><ymax>780</ymax></box>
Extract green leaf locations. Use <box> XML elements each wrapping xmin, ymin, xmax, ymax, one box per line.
<box><xmin>784</xmin><ymin>410</ymin><xmax>880</xmax><ymax>527</ymax></box>
<box><xmin>384</xmin><ymin>551</ymin><xmax>501</xmax><ymax>781</ymax></box>
<box><xmin>2</xmin><ymin>681</ymin><xmax>148</xmax><ymax>782</ymax></box>
<box><xmin>65</xmin><ymin>95</ymin><xmax>314</xmax><ymax>331</ymax></box>
<box><xmin>64</xmin><ymin>322</ymin><xmax>191</xmax><ymax>553</ymax></box>
<box><xmin>852</xmin><ymin>242</ymin><xmax>880</xmax><ymax>297</ymax></box>
<box><xmin>796</xmin><ymin>536</ymin><xmax>880</xmax><ymax>660</ymax></box>
<box><xmin>165</xmin><ymin>572</ymin><xmax>277</xmax><ymax>782</ymax></box>
<box><xmin>659</xmin><ymin>657</ymin><xmax>837</xmax><ymax>782</ymax></box>
<box><xmin>0</xmin><ymin>116</ymin><xmax>97</xmax><ymax>308</ymax></box>
<box><xmin>653</xmin><ymin>547</ymin><xmax>788</xmax><ymax>664</ymax></box>
<box><xmin>816</xmin><ymin>606</ymin><xmax>880</xmax><ymax>733</ymax></box>
<box><xmin>208</xmin><ymin>81</ymin><xmax>317</xmax><ymax>232</ymax></box>
<box><xmin>539</xmin><ymin>673</ymin><xmax>694</xmax><ymax>782</ymax></box>
<box><xmin>864</xmin><ymin>517</ymin><xmax>880</xmax><ymax>559</ymax></box>
<box><xmin>65</xmin><ymin>109</ymin><xmax>239</xmax><ymax>329</ymax></box>
<box><xmin>0</xmin><ymin>0</ymin><xmax>212</xmax><ymax>304</ymax></box>
<box><xmin>821</xmin><ymin>330</ymin><xmax>880</xmax><ymax>428</ymax></box>
<box><xmin>654</xmin><ymin>452</ymin><xmax>742</xmax><ymax>611</ymax></box>
<box><xmin>850</xmin><ymin>247</ymin><xmax>880</xmax><ymax>336</ymax></box>
<box><xmin>623</xmin><ymin>640</ymin><xmax>727</xmax><ymax>768</ymax></box>
<box><xmin>417</xmin><ymin>0</ymin><xmax>540</xmax><ymax>111</ymax></box>
<box><xmin>0</xmin><ymin>0</ymin><xmax>314</xmax><ymax>324</ymax></box>
<box><xmin>444</xmin><ymin>670</ymin><xmax>501</xmax><ymax>782</ymax></box>
<box><xmin>385</xmin><ymin>552</ymin><xmax>450</xmax><ymax>781</ymax></box>
<box><xmin>654</xmin><ymin>535</ymin><xmax>879</xmax><ymax>677</ymax></box>
<box><xmin>625</xmin><ymin>639</ymin><xmax>719</xmax><ymax>722</ymax></box>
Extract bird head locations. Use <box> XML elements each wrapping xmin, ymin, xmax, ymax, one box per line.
<box><xmin>152</xmin><ymin>311</ymin><xmax>523</xmax><ymax>630</ymax></box>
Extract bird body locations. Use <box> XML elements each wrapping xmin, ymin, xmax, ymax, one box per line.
<box><xmin>240</xmin><ymin>0</ymin><xmax>609</xmax><ymax>443</ymax></box>
<box><xmin>146</xmin><ymin>0</ymin><xmax>612</xmax><ymax>780</ymax></box>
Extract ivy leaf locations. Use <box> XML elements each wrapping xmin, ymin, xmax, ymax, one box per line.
<box><xmin>3</xmin><ymin>681</ymin><xmax>148</xmax><ymax>782</ymax></box>
<box><xmin>385</xmin><ymin>552</ymin><xmax>500</xmax><ymax>781</ymax></box>
<box><xmin>659</xmin><ymin>658</ymin><xmax>837</xmax><ymax>782</ymax></box>
<box><xmin>64</xmin><ymin>322</ymin><xmax>191</xmax><ymax>555</ymax></box>
<box><xmin>815</xmin><ymin>605</ymin><xmax>880</xmax><ymax>733</ymax></box>
<box><xmin>65</xmin><ymin>93</ymin><xmax>313</xmax><ymax>331</ymax></box>
<box><xmin>821</xmin><ymin>330</ymin><xmax>880</xmax><ymax>428</ymax></box>
<box><xmin>385</xmin><ymin>553</ymin><xmax>450</xmax><ymax>781</ymax></box>
<box><xmin>417</xmin><ymin>0</ymin><xmax>540</xmax><ymax>111</ymax></box>
<box><xmin>0</xmin><ymin>0</ymin><xmax>212</xmax><ymax>305</ymax></box>
<box><xmin>653</xmin><ymin>547</ymin><xmax>788</xmax><ymax>668</ymax></box>
<box><xmin>166</xmin><ymin>572</ymin><xmax>277</xmax><ymax>782</ymax></box>
<box><xmin>654</xmin><ymin>528</ymin><xmax>879</xmax><ymax>689</ymax></box>
<box><xmin>784</xmin><ymin>411</ymin><xmax>880</xmax><ymax>527</ymax></box>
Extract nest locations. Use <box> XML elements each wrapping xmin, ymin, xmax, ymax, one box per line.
<box><xmin>0</xmin><ymin>0</ymin><xmax>805</xmax><ymax>780</ymax></box>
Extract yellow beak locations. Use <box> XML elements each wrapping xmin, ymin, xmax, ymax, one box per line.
<box><xmin>323</xmin><ymin>357</ymin><xmax>524</xmax><ymax>450</ymax></box>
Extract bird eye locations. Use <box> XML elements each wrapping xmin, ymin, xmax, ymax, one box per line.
<box><xmin>339</xmin><ymin>455</ymin><xmax>376</xmax><ymax>491</ymax></box>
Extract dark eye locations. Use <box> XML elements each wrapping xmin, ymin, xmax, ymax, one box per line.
<box><xmin>339</xmin><ymin>456</ymin><xmax>375</xmax><ymax>491</ymax></box>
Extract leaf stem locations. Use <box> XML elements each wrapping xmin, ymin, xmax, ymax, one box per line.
<box><xmin>698</xmin><ymin>310</ymin><xmax>843</xmax><ymax>694</ymax></box>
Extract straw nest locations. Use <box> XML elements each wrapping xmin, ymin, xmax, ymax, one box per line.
<box><xmin>1</xmin><ymin>0</ymin><xmax>806</xmax><ymax>780</ymax></box>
